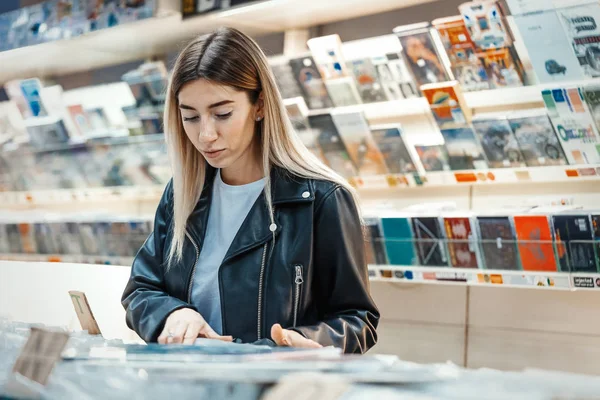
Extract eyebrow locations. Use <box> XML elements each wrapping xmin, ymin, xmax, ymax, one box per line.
<box><xmin>179</xmin><ymin>100</ymin><xmax>234</xmax><ymax>111</ymax></box>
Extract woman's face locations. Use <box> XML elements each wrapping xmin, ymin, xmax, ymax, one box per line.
<box><xmin>178</xmin><ymin>79</ymin><xmax>262</xmax><ymax>170</ymax></box>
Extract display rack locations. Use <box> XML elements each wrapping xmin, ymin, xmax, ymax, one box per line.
<box><xmin>0</xmin><ymin>253</ymin><xmax>133</xmax><ymax>266</ymax></box>
<box><xmin>0</xmin><ymin>0</ymin><xmax>435</xmax><ymax>82</ymax></box>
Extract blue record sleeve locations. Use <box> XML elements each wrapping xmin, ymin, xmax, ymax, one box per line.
<box><xmin>380</xmin><ymin>217</ymin><xmax>416</xmax><ymax>266</ymax></box>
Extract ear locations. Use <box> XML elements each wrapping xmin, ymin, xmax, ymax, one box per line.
<box><xmin>255</xmin><ymin>91</ymin><xmax>265</xmax><ymax>121</ymax></box>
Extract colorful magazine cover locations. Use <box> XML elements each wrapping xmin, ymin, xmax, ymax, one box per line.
<box><xmin>395</xmin><ymin>23</ymin><xmax>451</xmax><ymax>87</ymax></box>
<box><xmin>363</xmin><ymin>218</ymin><xmax>388</xmax><ymax>265</ymax></box>
<box><xmin>513</xmin><ymin>10</ymin><xmax>585</xmax><ymax>83</ymax></box>
<box><xmin>477</xmin><ymin>216</ymin><xmax>520</xmax><ymax>270</ymax></box>
<box><xmin>472</xmin><ymin>117</ymin><xmax>526</xmax><ymax>168</ymax></box>
<box><xmin>443</xmin><ymin>217</ymin><xmax>479</xmax><ymax>269</ymax></box>
<box><xmin>324</xmin><ymin>78</ymin><xmax>362</xmax><ymax>107</ymax></box>
<box><xmin>583</xmin><ymin>84</ymin><xmax>600</xmax><ymax>133</ymax></box>
<box><xmin>433</xmin><ymin>16</ymin><xmax>491</xmax><ymax>91</ymax></box>
<box><xmin>270</xmin><ymin>58</ymin><xmax>304</xmax><ymax>100</ymax></box>
<box><xmin>331</xmin><ymin>112</ymin><xmax>388</xmax><ymax>176</ymax></box>
<box><xmin>412</xmin><ymin>217</ymin><xmax>448</xmax><ymax>267</ymax></box>
<box><xmin>557</xmin><ymin>3</ymin><xmax>600</xmax><ymax>78</ymax></box>
<box><xmin>542</xmin><ymin>87</ymin><xmax>600</xmax><ymax>164</ymax></box>
<box><xmin>370</xmin><ymin>125</ymin><xmax>418</xmax><ymax>174</ymax></box>
<box><xmin>415</xmin><ymin>144</ymin><xmax>451</xmax><ymax>172</ymax></box>
<box><xmin>289</xmin><ymin>56</ymin><xmax>333</xmax><ymax>110</ymax></box>
<box><xmin>372</xmin><ymin>54</ymin><xmax>418</xmax><ymax>100</ymax></box>
<box><xmin>513</xmin><ymin>215</ymin><xmax>557</xmax><ymax>272</ymax></box>
<box><xmin>19</xmin><ymin>78</ymin><xmax>48</xmax><ymax>117</ymax></box>
<box><xmin>481</xmin><ymin>47</ymin><xmax>524</xmax><ymax>88</ymax></box>
<box><xmin>18</xmin><ymin>223</ymin><xmax>36</xmax><ymax>255</ymax></box>
<box><xmin>421</xmin><ymin>81</ymin><xmax>472</xmax><ymax>129</ymax></box>
<box><xmin>380</xmin><ymin>217</ymin><xmax>416</xmax><ymax>266</ymax></box>
<box><xmin>308</xmin><ymin>114</ymin><xmax>356</xmax><ymax>178</ymax></box>
<box><xmin>307</xmin><ymin>34</ymin><xmax>350</xmax><ymax>81</ymax></box>
<box><xmin>508</xmin><ymin>110</ymin><xmax>569</xmax><ymax>167</ymax></box>
<box><xmin>459</xmin><ymin>0</ymin><xmax>513</xmax><ymax>50</ymax></box>
<box><xmin>385</xmin><ymin>52</ymin><xmax>419</xmax><ymax>98</ymax></box>
<box><xmin>552</xmin><ymin>214</ymin><xmax>597</xmax><ymax>273</ymax></box>
<box><xmin>440</xmin><ymin>127</ymin><xmax>488</xmax><ymax>170</ymax></box>
<box><xmin>348</xmin><ymin>59</ymin><xmax>388</xmax><ymax>103</ymax></box>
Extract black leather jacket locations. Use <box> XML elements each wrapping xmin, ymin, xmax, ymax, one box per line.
<box><xmin>121</xmin><ymin>166</ymin><xmax>379</xmax><ymax>354</ymax></box>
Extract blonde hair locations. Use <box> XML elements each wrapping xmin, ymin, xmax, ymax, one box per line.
<box><xmin>164</xmin><ymin>27</ymin><xmax>359</xmax><ymax>264</ymax></box>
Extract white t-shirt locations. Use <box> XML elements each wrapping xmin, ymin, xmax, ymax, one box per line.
<box><xmin>190</xmin><ymin>170</ymin><xmax>266</xmax><ymax>335</ymax></box>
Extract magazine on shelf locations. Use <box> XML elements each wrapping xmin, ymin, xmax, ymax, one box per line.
<box><xmin>269</xmin><ymin>57</ymin><xmax>305</xmax><ymax>100</ymax></box>
<box><xmin>6</xmin><ymin>224</ymin><xmax>22</xmax><ymax>254</ymax></box>
<box><xmin>542</xmin><ymin>87</ymin><xmax>600</xmax><ymax>164</ymax></box>
<box><xmin>472</xmin><ymin>116</ymin><xmax>526</xmax><ymax>168</ymax></box>
<box><xmin>592</xmin><ymin>214</ymin><xmax>600</xmax><ymax>270</ymax></box>
<box><xmin>19</xmin><ymin>78</ymin><xmax>48</xmax><ymax>118</ymax></box>
<box><xmin>289</xmin><ymin>56</ymin><xmax>333</xmax><ymax>110</ymax></box>
<box><xmin>330</xmin><ymin>112</ymin><xmax>388</xmax><ymax>176</ymax></box>
<box><xmin>307</xmin><ymin>34</ymin><xmax>350</xmax><ymax>81</ymax></box>
<box><xmin>308</xmin><ymin>114</ymin><xmax>356</xmax><ymax>178</ymax></box>
<box><xmin>363</xmin><ymin>218</ymin><xmax>389</xmax><ymax>265</ymax></box>
<box><xmin>513</xmin><ymin>215</ymin><xmax>558</xmax><ymax>272</ymax></box>
<box><xmin>512</xmin><ymin>9</ymin><xmax>585</xmax><ymax>83</ymax></box>
<box><xmin>583</xmin><ymin>84</ymin><xmax>600</xmax><ymax>133</ymax></box>
<box><xmin>443</xmin><ymin>216</ymin><xmax>480</xmax><ymax>269</ymax></box>
<box><xmin>412</xmin><ymin>217</ymin><xmax>448</xmax><ymax>267</ymax></box>
<box><xmin>370</xmin><ymin>124</ymin><xmax>418</xmax><ymax>174</ymax></box>
<box><xmin>380</xmin><ymin>216</ymin><xmax>417</xmax><ymax>266</ymax></box>
<box><xmin>0</xmin><ymin>225</ymin><xmax>9</xmax><ymax>254</ymax></box>
<box><xmin>347</xmin><ymin>58</ymin><xmax>389</xmax><ymax>104</ymax></box>
<box><xmin>481</xmin><ymin>47</ymin><xmax>524</xmax><ymax>88</ymax></box>
<box><xmin>432</xmin><ymin>16</ymin><xmax>491</xmax><ymax>91</ymax></box>
<box><xmin>18</xmin><ymin>223</ymin><xmax>36</xmax><ymax>255</ymax></box>
<box><xmin>26</xmin><ymin>118</ymin><xmax>71</xmax><ymax>148</ymax></box>
<box><xmin>459</xmin><ymin>0</ymin><xmax>513</xmax><ymax>50</ymax></box>
<box><xmin>371</xmin><ymin>54</ymin><xmax>418</xmax><ymax>100</ymax></box>
<box><xmin>507</xmin><ymin>109</ymin><xmax>568</xmax><ymax>167</ymax></box>
<box><xmin>557</xmin><ymin>3</ymin><xmax>600</xmax><ymax>78</ymax></box>
<box><xmin>440</xmin><ymin>127</ymin><xmax>488</xmax><ymax>170</ymax></box>
<box><xmin>414</xmin><ymin>144</ymin><xmax>451</xmax><ymax>172</ymax></box>
<box><xmin>324</xmin><ymin>78</ymin><xmax>363</xmax><ymax>107</ymax></box>
<box><xmin>476</xmin><ymin>216</ymin><xmax>520</xmax><ymax>270</ymax></box>
<box><xmin>421</xmin><ymin>81</ymin><xmax>472</xmax><ymax>129</ymax></box>
<box><xmin>385</xmin><ymin>53</ymin><xmax>419</xmax><ymax>98</ymax></box>
<box><xmin>551</xmin><ymin>214</ymin><xmax>597</xmax><ymax>273</ymax></box>
<box><xmin>395</xmin><ymin>22</ymin><xmax>451</xmax><ymax>87</ymax></box>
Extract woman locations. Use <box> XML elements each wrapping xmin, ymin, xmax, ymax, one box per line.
<box><xmin>121</xmin><ymin>27</ymin><xmax>379</xmax><ymax>354</ymax></box>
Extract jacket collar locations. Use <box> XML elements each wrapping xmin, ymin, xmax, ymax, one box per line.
<box><xmin>185</xmin><ymin>165</ymin><xmax>315</xmax><ymax>259</ymax></box>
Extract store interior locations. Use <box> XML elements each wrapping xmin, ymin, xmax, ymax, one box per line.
<box><xmin>1</xmin><ymin>0</ymin><xmax>600</xmax><ymax>398</ymax></box>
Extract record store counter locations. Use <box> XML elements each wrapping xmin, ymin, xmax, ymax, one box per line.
<box><xmin>1</xmin><ymin>319</ymin><xmax>600</xmax><ymax>400</ymax></box>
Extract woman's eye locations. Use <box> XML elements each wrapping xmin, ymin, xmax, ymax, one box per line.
<box><xmin>183</xmin><ymin>116</ymin><xmax>199</xmax><ymax>122</ymax></box>
<box><xmin>215</xmin><ymin>112</ymin><xmax>232</xmax><ymax>120</ymax></box>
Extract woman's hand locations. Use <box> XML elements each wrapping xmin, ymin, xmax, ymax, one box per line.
<box><xmin>158</xmin><ymin>308</ymin><xmax>233</xmax><ymax>345</ymax></box>
<box><xmin>271</xmin><ymin>324</ymin><xmax>322</xmax><ymax>349</ymax></box>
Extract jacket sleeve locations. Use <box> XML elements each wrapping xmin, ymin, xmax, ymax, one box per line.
<box><xmin>291</xmin><ymin>186</ymin><xmax>380</xmax><ymax>354</ymax></box>
<box><xmin>121</xmin><ymin>180</ymin><xmax>195</xmax><ymax>342</ymax></box>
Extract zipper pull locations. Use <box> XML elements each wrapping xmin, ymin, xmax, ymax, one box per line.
<box><xmin>295</xmin><ymin>265</ymin><xmax>304</xmax><ymax>284</ymax></box>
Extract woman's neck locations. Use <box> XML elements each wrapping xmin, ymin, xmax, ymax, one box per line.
<box><xmin>220</xmin><ymin>140</ymin><xmax>264</xmax><ymax>186</ymax></box>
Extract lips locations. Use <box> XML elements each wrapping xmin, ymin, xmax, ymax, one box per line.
<box><xmin>203</xmin><ymin>149</ymin><xmax>225</xmax><ymax>159</ymax></box>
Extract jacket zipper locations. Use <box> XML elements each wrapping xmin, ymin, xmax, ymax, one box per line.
<box><xmin>185</xmin><ymin>229</ymin><xmax>200</xmax><ymax>303</ymax></box>
<box><xmin>256</xmin><ymin>243</ymin><xmax>268</xmax><ymax>339</ymax></box>
<box><xmin>293</xmin><ymin>264</ymin><xmax>304</xmax><ymax>328</ymax></box>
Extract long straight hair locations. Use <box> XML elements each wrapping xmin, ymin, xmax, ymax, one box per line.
<box><xmin>164</xmin><ymin>27</ymin><xmax>359</xmax><ymax>264</ymax></box>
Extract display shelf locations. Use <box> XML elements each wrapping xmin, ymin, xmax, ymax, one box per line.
<box><xmin>0</xmin><ymin>253</ymin><xmax>133</xmax><ymax>266</ymax></box>
<box><xmin>367</xmin><ymin>265</ymin><xmax>600</xmax><ymax>291</ymax></box>
<box><xmin>0</xmin><ymin>0</ymin><xmax>436</xmax><ymax>82</ymax></box>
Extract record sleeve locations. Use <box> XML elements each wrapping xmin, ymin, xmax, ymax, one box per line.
<box><xmin>583</xmin><ymin>85</ymin><xmax>600</xmax><ymax>133</ymax></box>
<box><xmin>443</xmin><ymin>217</ymin><xmax>479</xmax><ymax>268</ymax></box>
<box><xmin>472</xmin><ymin>117</ymin><xmax>526</xmax><ymax>168</ymax></box>
<box><xmin>57</xmin><ymin>223</ymin><xmax>84</xmax><ymax>255</ymax></box>
<box><xmin>306</xmin><ymin>34</ymin><xmax>350</xmax><ymax>81</ymax></box>
<box><xmin>395</xmin><ymin>23</ymin><xmax>451</xmax><ymax>87</ymax></box>
<box><xmin>557</xmin><ymin>3</ymin><xmax>600</xmax><ymax>78</ymax></box>
<box><xmin>513</xmin><ymin>215</ymin><xmax>557</xmax><ymax>272</ymax></box>
<box><xmin>331</xmin><ymin>112</ymin><xmax>388</xmax><ymax>176</ymax></box>
<box><xmin>385</xmin><ymin>52</ymin><xmax>419</xmax><ymax>98</ymax></box>
<box><xmin>19</xmin><ymin>78</ymin><xmax>48</xmax><ymax>117</ymax></box>
<box><xmin>592</xmin><ymin>214</ymin><xmax>600</xmax><ymax>270</ymax></box>
<box><xmin>380</xmin><ymin>217</ymin><xmax>416</xmax><ymax>266</ymax></box>
<box><xmin>370</xmin><ymin>125</ymin><xmax>418</xmax><ymax>174</ymax></box>
<box><xmin>412</xmin><ymin>217</ymin><xmax>448</xmax><ymax>267</ymax></box>
<box><xmin>459</xmin><ymin>1</ymin><xmax>513</xmax><ymax>50</ymax></box>
<box><xmin>289</xmin><ymin>56</ymin><xmax>333</xmax><ymax>110</ymax></box>
<box><xmin>552</xmin><ymin>214</ymin><xmax>597</xmax><ymax>273</ymax></box>
<box><xmin>68</xmin><ymin>104</ymin><xmax>94</xmax><ymax>137</ymax></box>
<box><xmin>286</xmin><ymin>101</ymin><xmax>326</xmax><ymax>163</ymax></box>
<box><xmin>513</xmin><ymin>10</ymin><xmax>585</xmax><ymax>83</ymax></box>
<box><xmin>5</xmin><ymin>224</ymin><xmax>22</xmax><ymax>254</ymax></box>
<box><xmin>269</xmin><ymin>58</ymin><xmax>304</xmax><ymax>100</ymax></box>
<box><xmin>415</xmin><ymin>144</ymin><xmax>451</xmax><ymax>172</ymax></box>
<box><xmin>421</xmin><ymin>81</ymin><xmax>472</xmax><ymax>129</ymax></box>
<box><xmin>34</xmin><ymin>223</ymin><xmax>60</xmax><ymax>255</ymax></box>
<box><xmin>324</xmin><ymin>78</ymin><xmax>362</xmax><ymax>107</ymax></box>
<box><xmin>481</xmin><ymin>47</ymin><xmax>524</xmax><ymax>88</ymax></box>
<box><xmin>26</xmin><ymin>118</ymin><xmax>70</xmax><ymax>148</ymax></box>
<box><xmin>372</xmin><ymin>54</ymin><xmax>418</xmax><ymax>100</ymax></box>
<box><xmin>348</xmin><ymin>59</ymin><xmax>388</xmax><ymax>103</ymax></box>
<box><xmin>508</xmin><ymin>110</ymin><xmax>569</xmax><ymax>166</ymax></box>
<box><xmin>477</xmin><ymin>216</ymin><xmax>520</xmax><ymax>270</ymax></box>
<box><xmin>542</xmin><ymin>87</ymin><xmax>600</xmax><ymax>164</ymax></box>
<box><xmin>0</xmin><ymin>225</ymin><xmax>9</xmax><ymax>254</ymax></box>
<box><xmin>308</xmin><ymin>114</ymin><xmax>356</xmax><ymax>178</ymax></box>
<box><xmin>79</xmin><ymin>222</ymin><xmax>101</xmax><ymax>256</ymax></box>
<box><xmin>363</xmin><ymin>218</ymin><xmax>388</xmax><ymax>265</ymax></box>
<box><xmin>440</xmin><ymin>127</ymin><xmax>488</xmax><ymax>170</ymax></box>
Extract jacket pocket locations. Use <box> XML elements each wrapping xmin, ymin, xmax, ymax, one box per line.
<box><xmin>292</xmin><ymin>264</ymin><xmax>304</xmax><ymax>327</ymax></box>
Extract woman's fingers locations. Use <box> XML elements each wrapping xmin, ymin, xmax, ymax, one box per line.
<box><xmin>182</xmin><ymin>322</ymin><xmax>202</xmax><ymax>345</ymax></box>
<box><xmin>271</xmin><ymin>324</ymin><xmax>322</xmax><ymax>348</ymax></box>
<box><xmin>167</xmin><ymin>321</ymin><xmax>188</xmax><ymax>344</ymax></box>
<box><xmin>199</xmin><ymin>323</ymin><xmax>233</xmax><ymax>342</ymax></box>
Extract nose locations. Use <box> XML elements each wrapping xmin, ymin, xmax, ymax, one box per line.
<box><xmin>198</xmin><ymin>118</ymin><xmax>218</xmax><ymax>143</ymax></box>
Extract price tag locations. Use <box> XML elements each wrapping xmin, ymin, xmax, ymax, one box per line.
<box><xmin>68</xmin><ymin>291</ymin><xmax>102</xmax><ymax>335</ymax></box>
<box><xmin>11</xmin><ymin>327</ymin><xmax>69</xmax><ymax>386</ymax></box>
